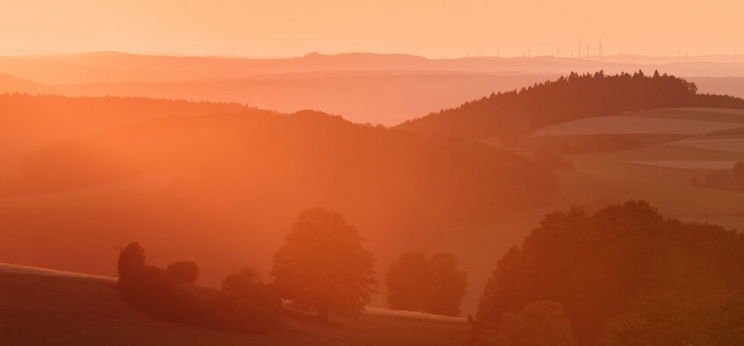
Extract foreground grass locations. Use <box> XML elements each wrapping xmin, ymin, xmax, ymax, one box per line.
<box><xmin>0</xmin><ymin>265</ymin><xmax>469</xmax><ymax>346</ymax></box>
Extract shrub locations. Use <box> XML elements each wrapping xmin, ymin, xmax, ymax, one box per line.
<box><xmin>223</xmin><ymin>268</ymin><xmax>281</xmax><ymax>311</ymax></box>
<box><xmin>166</xmin><ymin>261</ymin><xmax>199</xmax><ymax>284</ymax></box>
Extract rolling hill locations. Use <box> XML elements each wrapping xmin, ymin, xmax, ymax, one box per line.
<box><xmin>0</xmin><ymin>94</ymin><xmax>558</xmax><ymax>313</ymax></box>
<box><xmin>0</xmin><ymin>73</ymin><xmax>55</xmax><ymax>94</ymax></box>
<box><xmin>398</xmin><ymin>72</ymin><xmax>744</xmax><ymax>143</ymax></box>
<box><xmin>0</xmin><ymin>95</ymin><xmax>251</xmax><ymax>179</ymax></box>
<box><xmin>0</xmin><ymin>52</ymin><xmax>743</xmax><ymax>125</ymax></box>
<box><xmin>0</xmin><ymin>263</ymin><xmax>468</xmax><ymax>346</ymax></box>
<box><xmin>55</xmin><ymin>71</ymin><xmax>554</xmax><ymax>125</ymax></box>
<box><xmin>504</xmin><ymin>107</ymin><xmax>744</xmax><ymax>228</ymax></box>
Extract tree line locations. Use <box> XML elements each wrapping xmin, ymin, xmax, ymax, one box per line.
<box><xmin>398</xmin><ymin>71</ymin><xmax>744</xmax><ymax>143</ymax></box>
<box><xmin>117</xmin><ymin>200</ymin><xmax>744</xmax><ymax>345</ymax></box>
<box><xmin>472</xmin><ymin>200</ymin><xmax>744</xmax><ymax>346</ymax></box>
<box><xmin>116</xmin><ymin>208</ymin><xmax>468</xmax><ymax>333</ymax></box>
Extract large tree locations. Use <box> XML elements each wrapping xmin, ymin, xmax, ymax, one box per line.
<box><xmin>271</xmin><ymin>209</ymin><xmax>376</xmax><ymax>320</ymax></box>
<box><xmin>477</xmin><ymin>200</ymin><xmax>744</xmax><ymax>345</ymax></box>
<box><xmin>426</xmin><ymin>252</ymin><xmax>467</xmax><ymax>316</ymax></box>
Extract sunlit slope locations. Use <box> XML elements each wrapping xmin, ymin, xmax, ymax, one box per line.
<box><xmin>0</xmin><ymin>95</ymin><xmax>250</xmax><ymax>179</ymax></box>
<box><xmin>468</xmin><ymin>109</ymin><xmax>744</xmax><ymax>315</ymax></box>
<box><xmin>0</xmin><ymin>73</ymin><xmax>55</xmax><ymax>94</ymax></box>
<box><xmin>0</xmin><ymin>264</ymin><xmax>467</xmax><ymax>346</ymax></box>
<box><xmin>517</xmin><ymin>107</ymin><xmax>744</xmax><ymax>229</ymax></box>
<box><xmin>398</xmin><ymin>73</ymin><xmax>744</xmax><ymax>145</ymax></box>
<box><xmin>0</xmin><ymin>95</ymin><xmax>558</xmax><ymax>309</ymax></box>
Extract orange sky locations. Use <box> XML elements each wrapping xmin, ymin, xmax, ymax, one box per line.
<box><xmin>2</xmin><ymin>0</ymin><xmax>743</xmax><ymax>58</ymax></box>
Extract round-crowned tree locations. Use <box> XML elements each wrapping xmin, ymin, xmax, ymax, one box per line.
<box><xmin>117</xmin><ymin>241</ymin><xmax>146</xmax><ymax>279</ymax></box>
<box><xmin>271</xmin><ymin>209</ymin><xmax>376</xmax><ymax>320</ymax></box>
<box><xmin>426</xmin><ymin>252</ymin><xmax>467</xmax><ymax>316</ymax></box>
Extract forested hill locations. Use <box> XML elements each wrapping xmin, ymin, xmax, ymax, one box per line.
<box><xmin>0</xmin><ymin>94</ymin><xmax>558</xmax><ymax>286</ymax></box>
<box><xmin>397</xmin><ymin>71</ymin><xmax>744</xmax><ymax>142</ymax></box>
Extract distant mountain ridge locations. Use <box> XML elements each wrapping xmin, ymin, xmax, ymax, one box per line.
<box><xmin>0</xmin><ymin>52</ymin><xmax>744</xmax><ymax>125</ymax></box>
<box><xmin>1</xmin><ymin>51</ymin><xmax>744</xmax><ymax>85</ymax></box>
<box><xmin>0</xmin><ymin>73</ymin><xmax>55</xmax><ymax>94</ymax></box>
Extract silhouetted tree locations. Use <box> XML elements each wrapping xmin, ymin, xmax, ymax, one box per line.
<box><xmin>116</xmin><ymin>243</ymin><xmax>281</xmax><ymax>333</ymax></box>
<box><xmin>427</xmin><ymin>252</ymin><xmax>467</xmax><ymax>316</ymax></box>
<box><xmin>117</xmin><ymin>241</ymin><xmax>145</xmax><ymax>279</ymax></box>
<box><xmin>477</xmin><ymin>200</ymin><xmax>744</xmax><ymax>345</ymax></box>
<box><xmin>386</xmin><ymin>252</ymin><xmax>431</xmax><ymax>311</ymax></box>
<box><xmin>399</xmin><ymin>72</ymin><xmax>744</xmax><ymax>141</ymax></box>
<box><xmin>271</xmin><ymin>209</ymin><xmax>376</xmax><ymax>320</ymax></box>
<box><xmin>166</xmin><ymin>261</ymin><xmax>199</xmax><ymax>284</ymax></box>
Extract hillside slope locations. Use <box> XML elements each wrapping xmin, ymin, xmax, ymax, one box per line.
<box><xmin>0</xmin><ymin>73</ymin><xmax>55</xmax><ymax>94</ymax></box>
<box><xmin>398</xmin><ymin>72</ymin><xmax>744</xmax><ymax>143</ymax></box>
<box><xmin>0</xmin><ymin>264</ymin><xmax>468</xmax><ymax>346</ymax></box>
<box><xmin>0</xmin><ymin>95</ymin><xmax>558</xmax><ymax>310</ymax></box>
<box><xmin>56</xmin><ymin>71</ymin><xmax>553</xmax><ymax>125</ymax></box>
<box><xmin>0</xmin><ymin>95</ymin><xmax>251</xmax><ymax>179</ymax></box>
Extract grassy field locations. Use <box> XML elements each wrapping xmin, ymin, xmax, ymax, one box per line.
<box><xmin>635</xmin><ymin>107</ymin><xmax>744</xmax><ymax>124</ymax></box>
<box><xmin>452</xmin><ymin>108</ymin><xmax>744</xmax><ymax>316</ymax></box>
<box><xmin>522</xmin><ymin>108</ymin><xmax>744</xmax><ymax>231</ymax></box>
<box><xmin>4</xmin><ymin>106</ymin><xmax>744</xmax><ymax>340</ymax></box>
<box><xmin>532</xmin><ymin>114</ymin><xmax>741</xmax><ymax>137</ymax></box>
<box><xmin>0</xmin><ymin>264</ymin><xmax>470</xmax><ymax>346</ymax></box>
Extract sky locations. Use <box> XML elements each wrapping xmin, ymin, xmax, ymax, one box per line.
<box><xmin>1</xmin><ymin>0</ymin><xmax>743</xmax><ymax>58</ymax></box>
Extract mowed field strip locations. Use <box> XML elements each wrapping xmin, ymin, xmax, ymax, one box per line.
<box><xmin>623</xmin><ymin>160</ymin><xmax>739</xmax><ymax>170</ymax></box>
<box><xmin>532</xmin><ymin>115</ymin><xmax>740</xmax><ymax>137</ymax></box>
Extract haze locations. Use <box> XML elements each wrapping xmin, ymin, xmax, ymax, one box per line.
<box><xmin>3</xmin><ymin>1</ymin><xmax>744</xmax><ymax>345</ymax></box>
<box><xmin>3</xmin><ymin>0</ymin><xmax>744</xmax><ymax>57</ymax></box>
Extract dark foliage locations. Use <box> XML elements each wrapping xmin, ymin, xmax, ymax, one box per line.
<box><xmin>117</xmin><ymin>242</ymin><xmax>145</xmax><ymax>279</ymax></box>
<box><xmin>399</xmin><ymin>71</ymin><xmax>744</xmax><ymax>141</ymax></box>
<box><xmin>272</xmin><ymin>209</ymin><xmax>376</xmax><ymax>320</ymax></box>
<box><xmin>476</xmin><ymin>200</ymin><xmax>744</xmax><ymax>345</ymax></box>
<box><xmin>166</xmin><ymin>261</ymin><xmax>199</xmax><ymax>284</ymax></box>
<box><xmin>426</xmin><ymin>252</ymin><xmax>468</xmax><ymax>316</ymax></box>
<box><xmin>691</xmin><ymin>93</ymin><xmax>744</xmax><ymax>109</ymax></box>
<box><xmin>222</xmin><ymin>268</ymin><xmax>281</xmax><ymax>312</ymax></box>
<box><xmin>611</xmin><ymin>292</ymin><xmax>744</xmax><ymax>346</ymax></box>
<box><xmin>386</xmin><ymin>253</ymin><xmax>431</xmax><ymax>312</ymax></box>
<box><xmin>117</xmin><ymin>243</ymin><xmax>281</xmax><ymax>333</ymax></box>
<box><xmin>496</xmin><ymin>301</ymin><xmax>575</xmax><ymax>346</ymax></box>
<box><xmin>386</xmin><ymin>252</ymin><xmax>467</xmax><ymax>316</ymax></box>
